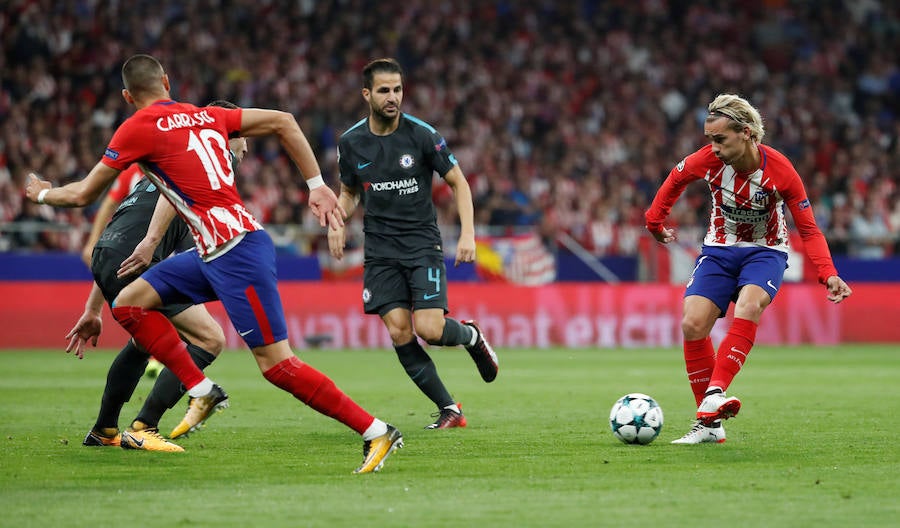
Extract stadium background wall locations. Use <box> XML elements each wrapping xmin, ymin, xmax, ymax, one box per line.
<box><xmin>0</xmin><ymin>252</ymin><xmax>897</xmax><ymax>283</ymax></box>
<box><xmin>1</xmin><ymin>281</ymin><xmax>895</xmax><ymax>349</ymax></box>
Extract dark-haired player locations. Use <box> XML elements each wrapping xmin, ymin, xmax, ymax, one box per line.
<box><xmin>70</xmin><ymin>171</ymin><xmax>227</xmax><ymax>451</ymax></box>
<box><xmin>329</xmin><ymin>58</ymin><xmax>498</xmax><ymax>430</ymax></box>
<box><xmin>26</xmin><ymin>54</ymin><xmax>402</xmax><ymax>473</ymax></box>
<box><xmin>69</xmin><ymin>105</ymin><xmax>246</xmax><ymax>450</ymax></box>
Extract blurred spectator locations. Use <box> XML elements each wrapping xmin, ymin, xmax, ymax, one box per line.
<box><xmin>849</xmin><ymin>197</ymin><xmax>893</xmax><ymax>258</ymax></box>
<box><xmin>1</xmin><ymin>0</ymin><xmax>898</xmax><ymax>257</ymax></box>
<box><xmin>7</xmin><ymin>200</ymin><xmax>58</xmax><ymax>251</ymax></box>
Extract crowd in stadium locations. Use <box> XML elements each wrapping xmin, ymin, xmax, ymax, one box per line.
<box><xmin>1</xmin><ymin>0</ymin><xmax>898</xmax><ymax>258</ymax></box>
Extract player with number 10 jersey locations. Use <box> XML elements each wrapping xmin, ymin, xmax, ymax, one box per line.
<box><xmin>102</xmin><ymin>101</ymin><xmax>261</xmax><ymax>260</ymax></box>
<box><xmin>26</xmin><ymin>55</ymin><xmax>402</xmax><ymax>473</ymax></box>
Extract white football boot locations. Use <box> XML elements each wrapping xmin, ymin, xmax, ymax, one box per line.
<box><xmin>671</xmin><ymin>420</ymin><xmax>726</xmax><ymax>444</ymax></box>
<box><xmin>697</xmin><ymin>392</ymin><xmax>741</xmax><ymax>424</ymax></box>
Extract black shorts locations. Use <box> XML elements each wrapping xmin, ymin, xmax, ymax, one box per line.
<box><xmin>91</xmin><ymin>246</ymin><xmax>191</xmax><ymax>319</ymax></box>
<box><xmin>362</xmin><ymin>253</ymin><xmax>448</xmax><ymax>316</ymax></box>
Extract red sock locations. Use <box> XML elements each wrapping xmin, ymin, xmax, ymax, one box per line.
<box><xmin>684</xmin><ymin>336</ymin><xmax>715</xmax><ymax>406</ymax></box>
<box><xmin>263</xmin><ymin>356</ymin><xmax>374</xmax><ymax>434</ymax></box>
<box><xmin>709</xmin><ymin>317</ymin><xmax>758</xmax><ymax>392</ymax></box>
<box><xmin>111</xmin><ymin>306</ymin><xmax>205</xmax><ymax>390</ymax></box>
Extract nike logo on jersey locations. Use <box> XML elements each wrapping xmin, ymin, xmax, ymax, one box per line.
<box><xmin>423</xmin><ymin>293</ymin><xmax>440</xmax><ymax>300</ymax></box>
<box><xmin>357</xmin><ymin>161</ymin><xmax>373</xmax><ymax>170</ymax></box>
<box><xmin>238</xmin><ymin>329</ymin><xmax>254</xmax><ymax>337</ymax></box>
<box><xmin>766</xmin><ymin>280</ymin><xmax>777</xmax><ymax>291</ymax></box>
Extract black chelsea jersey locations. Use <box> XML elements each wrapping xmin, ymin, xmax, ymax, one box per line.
<box><xmin>94</xmin><ymin>177</ymin><xmax>193</xmax><ymax>260</ymax></box>
<box><xmin>338</xmin><ymin>113</ymin><xmax>458</xmax><ymax>260</ymax></box>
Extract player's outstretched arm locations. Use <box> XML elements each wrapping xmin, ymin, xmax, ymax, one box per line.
<box><xmin>65</xmin><ymin>282</ymin><xmax>105</xmax><ymax>359</ymax></box>
<box><xmin>327</xmin><ymin>223</ymin><xmax>346</xmax><ymax>260</ymax></box>
<box><xmin>644</xmin><ymin>164</ymin><xmax>693</xmax><ymax>245</ymax></box>
<box><xmin>825</xmin><ymin>276</ymin><xmax>852</xmax><ymax>304</ymax></box>
<box><xmin>239</xmin><ymin>108</ymin><xmax>345</xmax><ymax>228</ymax></box>
<box><xmin>25</xmin><ymin>163</ymin><xmax>120</xmax><ymax>208</ymax></box>
<box><xmin>648</xmin><ymin>226</ymin><xmax>677</xmax><ymax>244</ymax></box>
<box><xmin>328</xmin><ymin>184</ymin><xmax>360</xmax><ymax>260</ymax></box>
<box><xmin>309</xmin><ymin>186</ymin><xmax>346</xmax><ymax>230</ymax></box>
<box><xmin>444</xmin><ymin>166</ymin><xmax>476</xmax><ymax>266</ymax></box>
<box><xmin>240</xmin><ymin>109</ymin><xmax>320</xmax><ymax>176</ymax></box>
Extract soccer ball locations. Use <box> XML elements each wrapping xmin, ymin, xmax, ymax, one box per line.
<box><xmin>609</xmin><ymin>393</ymin><xmax>664</xmax><ymax>445</ymax></box>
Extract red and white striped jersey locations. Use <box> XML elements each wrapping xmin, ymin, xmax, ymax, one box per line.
<box><xmin>645</xmin><ymin>144</ymin><xmax>838</xmax><ymax>284</ymax></box>
<box><xmin>101</xmin><ymin>100</ymin><xmax>262</xmax><ymax>259</ymax></box>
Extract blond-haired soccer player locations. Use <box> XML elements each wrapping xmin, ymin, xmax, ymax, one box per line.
<box><xmin>645</xmin><ymin>94</ymin><xmax>852</xmax><ymax>444</ymax></box>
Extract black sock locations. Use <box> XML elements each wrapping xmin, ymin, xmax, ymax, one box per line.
<box><xmin>705</xmin><ymin>388</ymin><xmax>724</xmax><ymax>396</ymax></box>
<box><xmin>437</xmin><ymin>317</ymin><xmax>475</xmax><ymax>347</ymax></box>
<box><xmin>135</xmin><ymin>343</ymin><xmax>216</xmax><ymax>428</ymax></box>
<box><xmin>94</xmin><ymin>340</ymin><xmax>149</xmax><ymax>430</ymax></box>
<box><xmin>395</xmin><ymin>339</ymin><xmax>454</xmax><ymax>409</ymax></box>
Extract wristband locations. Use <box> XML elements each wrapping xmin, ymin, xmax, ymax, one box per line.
<box><xmin>306</xmin><ymin>174</ymin><xmax>325</xmax><ymax>190</ymax></box>
<box><xmin>37</xmin><ymin>188</ymin><xmax>50</xmax><ymax>204</ymax></box>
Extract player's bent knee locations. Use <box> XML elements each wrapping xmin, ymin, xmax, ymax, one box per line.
<box><xmin>681</xmin><ymin>316</ymin><xmax>712</xmax><ymax>340</ymax></box>
<box><xmin>416</xmin><ymin>326</ymin><xmax>444</xmax><ymax>345</ymax></box>
<box><xmin>733</xmin><ymin>303</ymin><xmax>766</xmax><ymax>321</ymax></box>
<box><xmin>171</xmin><ymin>308</ymin><xmax>226</xmax><ymax>355</ymax></box>
<box><xmin>196</xmin><ymin>320</ymin><xmax>226</xmax><ymax>355</ymax></box>
<box><xmin>193</xmin><ymin>331</ymin><xmax>225</xmax><ymax>356</ymax></box>
<box><xmin>251</xmin><ymin>340</ymin><xmax>294</xmax><ymax>372</ymax></box>
<box><xmin>387</xmin><ymin>328</ymin><xmax>414</xmax><ymax>345</ymax></box>
<box><xmin>410</xmin><ymin>313</ymin><xmax>445</xmax><ymax>344</ymax></box>
<box><xmin>113</xmin><ymin>278</ymin><xmax>162</xmax><ymax>309</ymax></box>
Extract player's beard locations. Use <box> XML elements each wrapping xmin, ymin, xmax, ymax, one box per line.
<box><xmin>371</xmin><ymin>102</ymin><xmax>400</xmax><ymax>127</ymax></box>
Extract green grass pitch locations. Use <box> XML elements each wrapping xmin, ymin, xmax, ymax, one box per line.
<box><xmin>1</xmin><ymin>345</ymin><xmax>897</xmax><ymax>527</ymax></box>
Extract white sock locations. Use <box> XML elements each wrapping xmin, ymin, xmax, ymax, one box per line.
<box><xmin>467</xmin><ymin>327</ymin><xmax>479</xmax><ymax>346</ymax></box>
<box><xmin>705</xmin><ymin>386</ymin><xmax>723</xmax><ymax>396</ymax></box>
<box><xmin>444</xmin><ymin>403</ymin><xmax>461</xmax><ymax>414</ymax></box>
<box><xmin>362</xmin><ymin>419</ymin><xmax>388</xmax><ymax>441</ymax></box>
<box><xmin>187</xmin><ymin>378</ymin><xmax>214</xmax><ymax>398</ymax></box>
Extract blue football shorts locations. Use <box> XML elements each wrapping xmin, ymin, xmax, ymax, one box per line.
<box><xmin>140</xmin><ymin>230</ymin><xmax>287</xmax><ymax>348</ymax></box>
<box><xmin>684</xmin><ymin>244</ymin><xmax>789</xmax><ymax>317</ymax></box>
